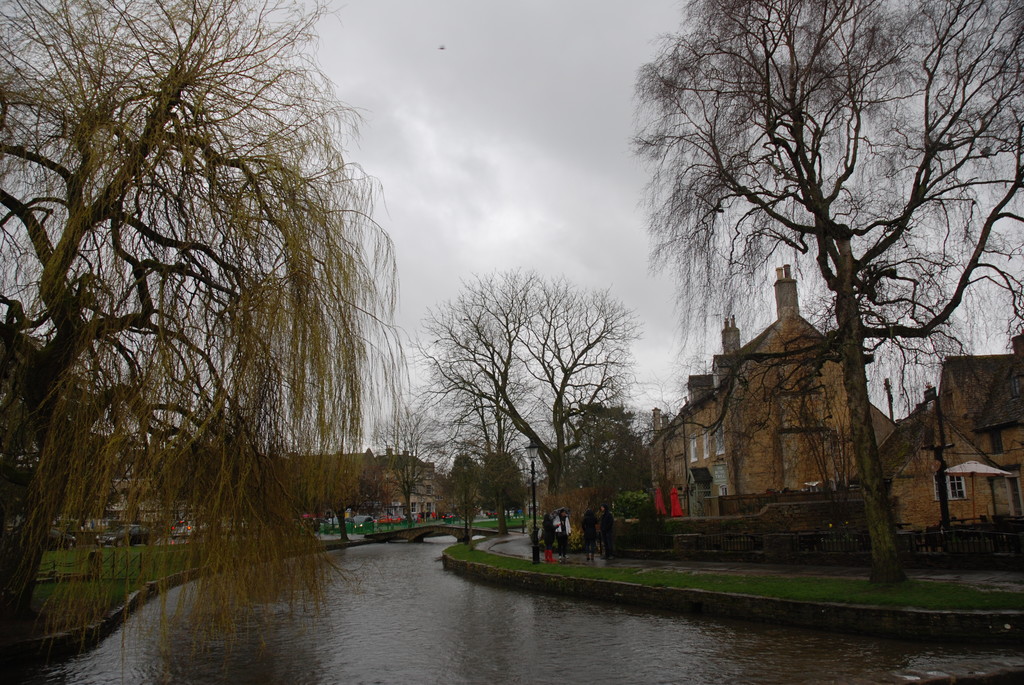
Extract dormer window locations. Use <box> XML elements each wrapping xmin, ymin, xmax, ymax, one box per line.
<box><xmin>991</xmin><ymin>430</ymin><xmax>1004</xmax><ymax>454</ymax></box>
<box><xmin>1012</xmin><ymin>374</ymin><xmax>1021</xmax><ymax>399</ymax></box>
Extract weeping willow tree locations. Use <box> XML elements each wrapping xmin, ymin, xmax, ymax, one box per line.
<box><xmin>0</xmin><ymin>0</ymin><xmax>398</xmax><ymax>630</ymax></box>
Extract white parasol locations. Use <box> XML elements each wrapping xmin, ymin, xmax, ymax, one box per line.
<box><xmin>944</xmin><ymin>461</ymin><xmax>1011</xmax><ymax>520</ymax></box>
<box><xmin>945</xmin><ymin>461</ymin><xmax>1011</xmax><ymax>476</ymax></box>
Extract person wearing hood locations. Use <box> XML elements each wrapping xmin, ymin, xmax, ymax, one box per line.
<box><xmin>553</xmin><ymin>507</ymin><xmax>571</xmax><ymax>562</ymax></box>
<box><xmin>581</xmin><ymin>508</ymin><xmax>598</xmax><ymax>561</ymax></box>
<box><xmin>599</xmin><ymin>503</ymin><xmax>614</xmax><ymax>559</ymax></box>
<box><xmin>541</xmin><ymin>511</ymin><xmax>556</xmax><ymax>563</ymax></box>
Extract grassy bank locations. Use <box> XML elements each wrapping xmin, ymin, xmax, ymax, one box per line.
<box><xmin>33</xmin><ymin>546</ymin><xmax>192</xmax><ymax>611</ymax></box>
<box><xmin>444</xmin><ymin>544</ymin><xmax>1024</xmax><ymax>612</ymax></box>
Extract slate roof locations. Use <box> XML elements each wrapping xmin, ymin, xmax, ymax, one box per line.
<box><xmin>879</xmin><ymin>399</ymin><xmax>998</xmax><ymax>478</ymax></box>
<box><xmin>674</xmin><ymin>312</ymin><xmax>843</xmax><ymax>422</ymax></box>
<box><xmin>877</xmin><ymin>401</ymin><xmax>933</xmax><ymax>477</ymax></box>
<box><xmin>942</xmin><ymin>353</ymin><xmax>1024</xmax><ymax>431</ymax></box>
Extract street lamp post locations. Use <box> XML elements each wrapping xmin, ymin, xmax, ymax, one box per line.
<box><xmin>527</xmin><ymin>440</ymin><xmax>540</xmax><ymax>564</ymax></box>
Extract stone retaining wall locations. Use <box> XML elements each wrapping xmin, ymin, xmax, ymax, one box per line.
<box><xmin>661</xmin><ymin>500</ymin><xmax>868</xmax><ymax>534</ymax></box>
<box><xmin>442</xmin><ymin>553</ymin><xmax>1024</xmax><ymax>645</ymax></box>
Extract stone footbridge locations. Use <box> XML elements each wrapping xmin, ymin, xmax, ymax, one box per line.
<box><xmin>363</xmin><ymin>524</ymin><xmax>501</xmax><ymax>543</ymax></box>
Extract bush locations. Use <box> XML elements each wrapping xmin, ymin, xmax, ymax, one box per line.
<box><xmin>612</xmin><ymin>490</ymin><xmax>649</xmax><ymax>519</ymax></box>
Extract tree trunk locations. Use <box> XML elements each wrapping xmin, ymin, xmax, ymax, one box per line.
<box><xmin>496</xmin><ymin>493</ymin><xmax>507</xmax><ymax>535</ymax></box>
<box><xmin>0</xmin><ymin>527</ymin><xmax>42</xmax><ymax>619</ymax></box>
<box><xmin>834</xmin><ymin>246</ymin><xmax>906</xmax><ymax>584</ymax></box>
<box><xmin>335</xmin><ymin>502</ymin><xmax>349</xmax><ymax>541</ymax></box>
<box><xmin>0</xmin><ymin>482</ymin><xmax>51</xmax><ymax>619</ymax></box>
<box><xmin>543</xmin><ymin>454</ymin><xmax>562</xmax><ymax>493</ymax></box>
<box><xmin>0</xmin><ymin>366</ymin><xmax>64</xmax><ymax>619</ymax></box>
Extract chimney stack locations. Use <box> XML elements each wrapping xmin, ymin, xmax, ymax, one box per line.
<box><xmin>774</xmin><ymin>264</ymin><xmax>799</xmax><ymax>320</ymax></box>
<box><xmin>1013</xmin><ymin>333</ymin><xmax>1024</xmax><ymax>357</ymax></box>
<box><xmin>722</xmin><ymin>316</ymin><xmax>740</xmax><ymax>353</ymax></box>
<box><xmin>652</xmin><ymin>407</ymin><xmax>663</xmax><ymax>432</ymax></box>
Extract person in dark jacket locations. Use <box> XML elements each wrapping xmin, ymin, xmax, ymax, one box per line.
<box><xmin>581</xmin><ymin>508</ymin><xmax>598</xmax><ymax>561</ymax></box>
<box><xmin>541</xmin><ymin>511</ymin><xmax>556</xmax><ymax>563</ymax></box>
<box><xmin>599</xmin><ymin>503</ymin><xmax>614</xmax><ymax>559</ymax></box>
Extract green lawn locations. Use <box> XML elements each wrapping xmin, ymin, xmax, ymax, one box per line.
<box><xmin>444</xmin><ymin>544</ymin><xmax>1024</xmax><ymax>612</ymax></box>
<box><xmin>33</xmin><ymin>546</ymin><xmax>192</xmax><ymax>610</ymax></box>
<box><xmin>461</xmin><ymin>517</ymin><xmax>526</xmax><ymax>530</ymax></box>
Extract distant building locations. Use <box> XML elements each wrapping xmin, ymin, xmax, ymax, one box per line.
<box><xmin>383</xmin><ymin>449</ymin><xmax>437</xmax><ymax>519</ymax></box>
<box><xmin>651</xmin><ymin>266</ymin><xmax>893</xmax><ymax>516</ymax></box>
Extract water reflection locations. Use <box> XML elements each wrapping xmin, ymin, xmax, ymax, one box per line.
<box><xmin>8</xmin><ymin>538</ymin><xmax>1022</xmax><ymax>684</ymax></box>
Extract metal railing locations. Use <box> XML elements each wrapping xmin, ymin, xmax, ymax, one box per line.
<box><xmin>796</xmin><ymin>531</ymin><xmax>871</xmax><ymax>553</ymax></box>
<box><xmin>36</xmin><ymin>550</ymin><xmax>145</xmax><ymax>582</ymax></box>
<box><xmin>906</xmin><ymin>529</ymin><xmax>1022</xmax><ymax>554</ymax></box>
<box><xmin>692</xmin><ymin>533</ymin><xmax>763</xmax><ymax>552</ymax></box>
<box><xmin>617</xmin><ymin>528</ymin><xmax>1023</xmax><ymax>557</ymax></box>
<box><xmin>616</xmin><ymin>531</ymin><xmax>676</xmax><ymax>550</ymax></box>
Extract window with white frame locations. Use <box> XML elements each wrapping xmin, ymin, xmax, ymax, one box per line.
<box><xmin>714</xmin><ymin>424</ymin><xmax>725</xmax><ymax>455</ymax></box>
<box><xmin>689</xmin><ymin>435</ymin><xmax>697</xmax><ymax>463</ymax></box>
<box><xmin>935</xmin><ymin>475</ymin><xmax>967</xmax><ymax>500</ymax></box>
<box><xmin>703</xmin><ymin>432</ymin><xmax>709</xmax><ymax>462</ymax></box>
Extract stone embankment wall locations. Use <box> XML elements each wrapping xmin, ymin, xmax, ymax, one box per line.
<box><xmin>663</xmin><ymin>500</ymin><xmax>868</xmax><ymax>534</ymax></box>
<box><xmin>441</xmin><ymin>553</ymin><xmax>1024</xmax><ymax>645</ymax></box>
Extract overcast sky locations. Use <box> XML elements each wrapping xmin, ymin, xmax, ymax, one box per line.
<box><xmin>317</xmin><ymin>1</ymin><xmax>688</xmax><ymax>411</ymax></box>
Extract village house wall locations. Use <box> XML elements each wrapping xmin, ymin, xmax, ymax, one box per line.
<box><xmin>884</xmin><ymin>336</ymin><xmax>1024</xmax><ymax>528</ymax></box>
<box><xmin>653</xmin><ymin>267</ymin><xmax>892</xmax><ymax>517</ymax></box>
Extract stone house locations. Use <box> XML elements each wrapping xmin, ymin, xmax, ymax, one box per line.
<box><xmin>881</xmin><ymin>335</ymin><xmax>1024</xmax><ymax>528</ymax></box>
<box><xmin>383</xmin><ymin>449</ymin><xmax>438</xmax><ymax>519</ymax></box>
<box><xmin>651</xmin><ymin>266</ymin><xmax>893</xmax><ymax>516</ymax></box>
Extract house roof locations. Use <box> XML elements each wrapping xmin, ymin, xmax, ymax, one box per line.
<box><xmin>878</xmin><ymin>402</ymin><xmax>933</xmax><ymax>477</ymax></box>
<box><xmin>879</xmin><ymin>399</ymin><xmax>1004</xmax><ymax>479</ymax></box>
<box><xmin>942</xmin><ymin>353</ymin><xmax>1024</xmax><ymax>431</ymax></box>
<box><xmin>669</xmin><ymin>311</ymin><xmax>879</xmax><ymax>428</ymax></box>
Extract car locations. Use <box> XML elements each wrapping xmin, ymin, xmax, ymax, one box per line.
<box><xmin>48</xmin><ymin>527</ymin><xmax>76</xmax><ymax>550</ymax></box>
<box><xmin>170</xmin><ymin>520</ymin><xmax>193</xmax><ymax>539</ymax></box>
<box><xmin>347</xmin><ymin>515</ymin><xmax>374</xmax><ymax>526</ymax></box>
<box><xmin>97</xmin><ymin>524</ymin><xmax>150</xmax><ymax>546</ymax></box>
<box><xmin>300</xmin><ymin>515</ymin><xmax>321</xmax><ymax>532</ymax></box>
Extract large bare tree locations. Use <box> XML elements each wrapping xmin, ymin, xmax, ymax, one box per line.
<box><xmin>376</xmin><ymin>404</ymin><xmax>435</xmax><ymax>524</ymax></box>
<box><xmin>636</xmin><ymin>0</ymin><xmax>1024</xmax><ymax>582</ymax></box>
<box><xmin>449</xmin><ymin>393</ymin><xmax>522</xmax><ymax>534</ymax></box>
<box><xmin>0</xmin><ymin>0</ymin><xmax>396</xmax><ymax>623</ymax></box>
<box><xmin>420</xmin><ymin>271</ymin><xmax>639</xmax><ymax>491</ymax></box>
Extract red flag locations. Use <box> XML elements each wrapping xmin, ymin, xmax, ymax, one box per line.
<box><xmin>670</xmin><ymin>487</ymin><xmax>684</xmax><ymax>517</ymax></box>
<box><xmin>654</xmin><ymin>488</ymin><xmax>667</xmax><ymax>515</ymax></box>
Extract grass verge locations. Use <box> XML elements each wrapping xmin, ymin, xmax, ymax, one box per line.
<box><xmin>33</xmin><ymin>546</ymin><xmax>192</xmax><ymax>611</ymax></box>
<box><xmin>444</xmin><ymin>544</ymin><xmax>1024</xmax><ymax>611</ymax></box>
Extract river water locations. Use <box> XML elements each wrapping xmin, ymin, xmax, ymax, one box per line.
<box><xmin>8</xmin><ymin>537</ymin><xmax>1023</xmax><ymax>684</ymax></box>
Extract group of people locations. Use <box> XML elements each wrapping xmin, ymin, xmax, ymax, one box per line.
<box><xmin>540</xmin><ymin>504</ymin><xmax>613</xmax><ymax>563</ymax></box>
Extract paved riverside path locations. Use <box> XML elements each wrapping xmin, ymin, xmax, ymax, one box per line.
<box><xmin>474</xmin><ymin>532</ymin><xmax>1024</xmax><ymax>591</ymax></box>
